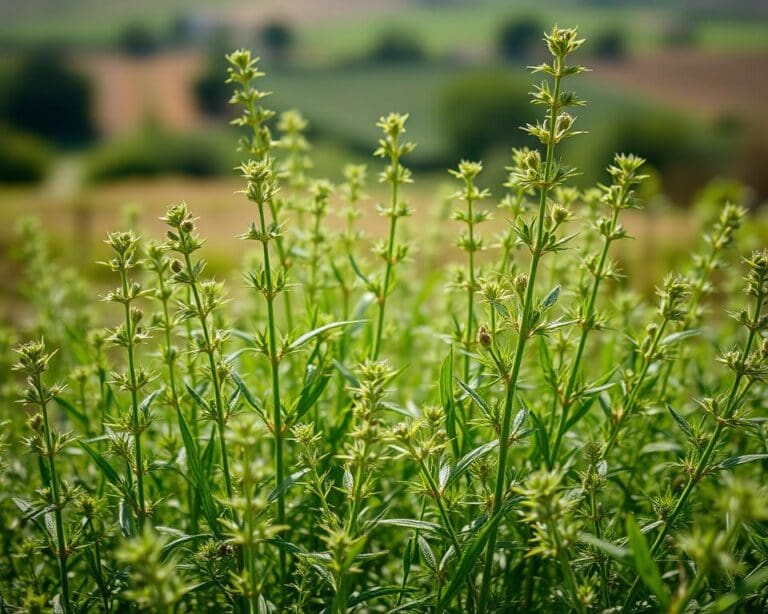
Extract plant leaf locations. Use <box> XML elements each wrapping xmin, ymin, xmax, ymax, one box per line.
<box><xmin>456</xmin><ymin>378</ymin><xmax>492</xmax><ymax>420</ymax></box>
<box><xmin>445</xmin><ymin>440</ymin><xmax>499</xmax><ymax>490</ymax></box>
<box><xmin>718</xmin><ymin>454</ymin><xmax>768</xmax><ymax>470</ymax></box>
<box><xmin>288</xmin><ymin>320</ymin><xmax>367</xmax><ymax>352</ymax></box>
<box><xmin>626</xmin><ymin>514</ymin><xmax>668</xmax><ymax>607</ymax></box>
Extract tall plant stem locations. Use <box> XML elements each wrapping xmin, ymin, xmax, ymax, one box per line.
<box><xmin>550</xmin><ymin>201</ymin><xmax>622</xmax><ymax>462</ymax></box>
<box><xmin>255</xmin><ymin>202</ymin><xmax>287</xmax><ymax>583</ymax></box>
<box><xmin>120</xmin><ymin>268</ymin><xmax>146</xmax><ymax>527</ymax></box>
<box><xmin>464</xmin><ymin>193</ymin><xmax>476</xmax><ymax>383</ymax></box>
<box><xmin>372</xmin><ymin>169</ymin><xmax>399</xmax><ymax>361</ymax></box>
<box><xmin>36</xmin><ymin>374</ymin><xmax>71</xmax><ymax>614</ymax></box>
<box><xmin>623</xmin><ymin>286</ymin><xmax>764</xmax><ymax>610</ymax></box>
<box><xmin>182</xmin><ymin>253</ymin><xmax>234</xmax><ymax>505</ymax></box>
<box><xmin>477</xmin><ymin>62</ymin><xmax>563</xmax><ymax>613</ymax></box>
<box><xmin>602</xmin><ymin>320</ymin><xmax>668</xmax><ymax>460</ymax></box>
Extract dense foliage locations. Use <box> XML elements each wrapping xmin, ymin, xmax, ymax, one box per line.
<box><xmin>1</xmin><ymin>27</ymin><xmax>767</xmax><ymax>613</ymax></box>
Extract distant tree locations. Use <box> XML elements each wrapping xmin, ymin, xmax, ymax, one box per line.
<box><xmin>260</xmin><ymin>21</ymin><xmax>295</xmax><ymax>64</ymax></box>
<box><xmin>0</xmin><ymin>51</ymin><xmax>94</xmax><ymax>146</ymax></box>
<box><xmin>0</xmin><ymin>126</ymin><xmax>52</xmax><ymax>182</ymax></box>
<box><xmin>496</xmin><ymin>17</ymin><xmax>542</xmax><ymax>61</ymax></box>
<box><xmin>368</xmin><ymin>30</ymin><xmax>426</xmax><ymax>64</ymax></box>
<box><xmin>593</xmin><ymin>29</ymin><xmax>626</xmax><ymax>60</ymax></box>
<box><xmin>194</xmin><ymin>58</ymin><xmax>229</xmax><ymax>117</ymax></box>
<box><xmin>119</xmin><ymin>23</ymin><xmax>159</xmax><ymax>57</ymax></box>
<box><xmin>439</xmin><ymin>70</ymin><xmax>534</xmax><ymax>159</ymax></box>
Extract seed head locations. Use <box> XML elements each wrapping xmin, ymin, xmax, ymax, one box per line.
<box><xmin>477</xmin><ymin>325</ymin><xmax>492</xmax><ymax>349</ymax></box>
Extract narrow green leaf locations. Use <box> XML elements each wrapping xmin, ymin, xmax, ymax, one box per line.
<box><xmin>456</xmin><ymin>378</ymin><xmax>492</xmax><ymax>420</ymax></box>
<box><xmin>53</xmin><ymin>396</ymin><xmax>88</xmax><ymax>429</ymax></box>
<box><xmin>542</xmin><ymin>284</ymin><xmax>560</xmax><ymax>310</ymax></box>
<box><xmin>174</xmin><ymin>405</ymin><xmax>219</xmax><ymax>533</ymax></box>
<box><xmin>440</xmin><ymin>349</ymin><xmax>457</xmax><ymax>452</ymax></box>
<box><xmin>291</xmin><ymin>367</ymin><xmax>331</xmax><ymax>423</ymax></box>
<box><xmin>718</xmin><ymin>454</ymin><xmax>768</xmax><ymax>470</ymax></box>
<box><xmin>667</xmin><ymin>404</ymin><xmax>694</xmax><ymax>441</ymax></box>
<box><xmin>288</xmin><ymin>320</ymin><xmax>367</xmax><ymax>352</ymax></box>
<box><xmin>626</xmin><ymin>514</ymin><xmax>669</xmax><ymax>607</ymax></box>
<box><xmin>440</xmin><ymin>503</ymin><xmax>512</xmax><ymax>607</ymax></box>
<box><xmin>80</xmin><ymin>441</ymin><xmax>121</xmax><ymax>488</ymax></box>
<box><xmin>579</xmin><ymin>532</ymin><xmax>631</xmax><ymax>565</ymax></box>
<box><xmin>445</xmin><ymin>440</ymin><xmax>499</xmax><ymax>490</ymax></box>
<box><xmin>268</xmin><ymin>469</ymin><xmax>310</xmax><ymax>503</ymax></box>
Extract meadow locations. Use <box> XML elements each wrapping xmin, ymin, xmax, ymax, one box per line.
<box><xmin>1</xmin><ymin>25</ymin><xmax>768</xmax><ymax>613</ymax></box>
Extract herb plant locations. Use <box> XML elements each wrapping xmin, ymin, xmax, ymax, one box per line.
<box><xmin>1</xmin><ymin>26</ymin><xmax>767</xmax><ymax>614</ymax></box>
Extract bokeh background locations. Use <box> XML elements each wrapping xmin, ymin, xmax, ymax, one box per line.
<box><xmin>1</xmin><ymin>0</ymin><xmax>767</xmax><ymax>313</ymax></box>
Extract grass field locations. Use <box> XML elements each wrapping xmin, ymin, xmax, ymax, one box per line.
<box><xmin>2</xmin><ymin>0</ymin><xmax>768</xmax><ymax>58</ymax></box>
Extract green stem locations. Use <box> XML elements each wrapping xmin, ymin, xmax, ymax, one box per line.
<box><xmin>551</xmin><ymin>202</ymin><xmax>622</xmax><ymax>462</ymax></box>
<box><xmin>182</xmin><ymin>253</ymin><xmax>234</xmax><ymax>506</ymax></box>
<box><xmin>623</xmin><ymin>287</ymin><xmax>763</xmax><ymax>611</ymax></box>
<box><xmin>551</xmin><ymin>522</ymin><xmax>586</xmax><ymax>614</ymax></box>
<box><xmin>88</xmin><ymin>517</ymin><xmax>111</xmax><ymax>612</ymax></box>
<box><xmin>36</xmin><ymin>374</ymin><xmax>71</xmax><ymax>614</ymax></box>
<box><xmin>602</xmin><ymin>319</ymin><xmax>668</xmax><ymax>460</ymax></box>
<box><xmin>477</xmin><ymin>61</ymin><xmax>563</xmax><ymax>613</ymax></box>
<box><xmin>120</xmin><ymin>268</ymin><xmax>146</xmax><ymax>527</ymax></box>
<box><xmin>464</xmin><ymin>192</ymin><xmax>476</xmax><ymax>383</ymax></box>
<box><xmin>255</xmin><ymin>202</ymin><xmax>287</xmax><ymax>584</ymax></box>
<box><xmin>372</xmin><ymin>161</ymin><xmax>400</xmax><ymax>361</ymax></box>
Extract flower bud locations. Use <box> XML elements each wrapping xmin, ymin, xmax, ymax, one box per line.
<box><xmin>515</xmin><ymin>273</ymin><xmax>529</xmax><ymax>295</ymax></box>
<box><xmin>477</xmin><ymin>325</ymin><xmax>492</xmax><ymax>349</ymax></box>
<box><xmin>28</xmin><ymin>413</ymin><xmax>43</xmax><ymax>432</ymax></box>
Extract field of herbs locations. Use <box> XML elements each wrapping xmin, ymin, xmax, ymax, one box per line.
<box><xmin>1</xmin><ymin>27</ymin><xmax>768</xmax><ymax>613</ymax></box>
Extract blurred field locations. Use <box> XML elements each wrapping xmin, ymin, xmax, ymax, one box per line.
<box><xmin>4</xmin><ymin>172</ymin><xmax>766</xmax><ymax>320</ymax></box>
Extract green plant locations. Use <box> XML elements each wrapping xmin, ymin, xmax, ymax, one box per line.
<box><xmin>2</xmin><ymin>25</ymin><xmax>768</xmax><ymax>614</ymax></box>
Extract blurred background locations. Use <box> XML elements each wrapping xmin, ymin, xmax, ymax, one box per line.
<box><xmin>1</xmin><ymin>0</ymin><xmax>767</xmax><ymax>311</ymax></box>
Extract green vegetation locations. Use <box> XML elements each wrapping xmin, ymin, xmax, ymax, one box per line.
<box><xmin>84</xmin><ymin>127</ymin><xmax>238</xmax><ymax>181</ymax></box>
<box><xmin>2</xmin><ymin>26</ymin><xmax>768</xmax><ymax>614</ymax></box>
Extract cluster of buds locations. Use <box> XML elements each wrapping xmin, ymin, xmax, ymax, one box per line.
<box><xmin>374</xmin><ymin>112</ymin><xmax>416</xmax><ymax>187</ymax></box>
<box><xmin>276</xmin><ymin>109</ymin><xmax>312</xmax><ymax>189</ymax></box>
<box><xmin>515</xmin><ymin>468</ymin><xmax>581</xmax><ymax>559</ymax></box>
<box><xmin>226</xmin><ymin>49</ymin><xmax>274</xmax><ymax>161</ymax></box>
<box><xmin>656</xmin><ymin>273</ymin><xmax>690</xmax><ymax>323</ymax></box>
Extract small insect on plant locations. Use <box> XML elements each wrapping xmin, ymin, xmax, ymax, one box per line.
<box><xmin>1</xmin><ymin>25</ymin><xmax>767</xmax><ymax>614</ymax></box>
